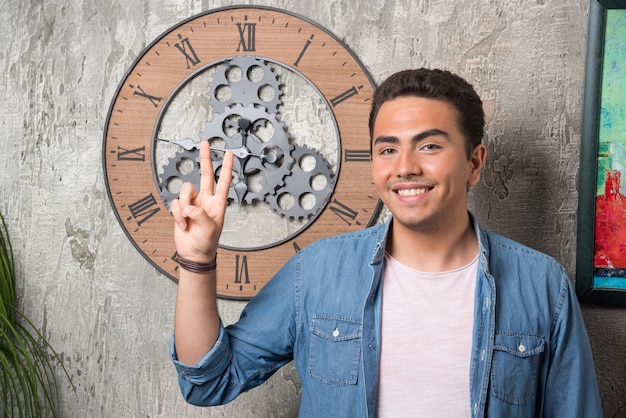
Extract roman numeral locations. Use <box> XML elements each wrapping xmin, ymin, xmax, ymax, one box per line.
<box><xmin>131</xmin><ymin>85</ymin><xmax>162</xmax><ymax>108</ymax></box>
<box><xmin>330</xmin><ymin>86</ymin><xmax>360</xmax><ymax>107</ymax></box>
<box><xmin>127</xmin><ymin>194</ymin><xmax>161</xmax><ymax>226</ymax></box>
<box><xmin>294</xmin><ymin>35</ymin><xmax>314</xmax><ymax>67</ymax></box>
<box><xmin>344</xmin><ymin>149</ymin><xmax>370</xmax><ymax>163</ymax></box>
<box><xmin>117</xmin><ymin>146</ymin><xmax>146</xmax><ymax>161</ymax></box>
<box><xmin>234</xmin><ymin>254</ymin><xmax>250</xmax><ymax>285</ymax></box>
<box><xmin>173</xmin><ymin>34</ymin><xmax>201</xmax><ymax>69</ymax></box>
<box><xmin>236</xmin><ymin>22</ymin><xmax>256</xmax><ymax>51</ymax></box>
<box><xmin>329</xmin><ymin>199</ymin><xmax>361</xmax><ymax>226</ymax></box>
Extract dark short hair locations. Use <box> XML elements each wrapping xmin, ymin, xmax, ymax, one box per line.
<box><xmin>368</xmin><ymin>69</ymin><xmax>485</xmax><ymax>156</ymax></box>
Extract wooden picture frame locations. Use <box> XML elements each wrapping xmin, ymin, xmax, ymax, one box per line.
<box><xmin>576</xmin><ymin>0</ymin><xmax>626</xmax><ymax>305</ymax></box>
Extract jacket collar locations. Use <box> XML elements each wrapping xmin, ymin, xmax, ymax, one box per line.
<box><xmin>373</xmin><ymin>212</ymin><xmax>489</xmax><ymax>270</ymax></box>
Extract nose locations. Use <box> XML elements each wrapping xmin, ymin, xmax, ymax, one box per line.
<box><xmin>395</xmin><ymin>147</ymin><xmax>421</xmax><ymax>177</ymax></box>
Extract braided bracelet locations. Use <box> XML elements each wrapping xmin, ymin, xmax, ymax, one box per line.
<box><xmin>177</xmin><ymin>253</ymin><xmax>217</xmax><ymax>274</ymax></box>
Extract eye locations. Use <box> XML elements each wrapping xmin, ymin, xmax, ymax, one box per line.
<box><xmin>420</xmin><ymin>143</ymin><xmax>442</xmax><ymax>152</ymax></box>
<box><xmin>378</xmin><ymin>147</ymin><xmax>397</xmax><ymax>155</ymax></box>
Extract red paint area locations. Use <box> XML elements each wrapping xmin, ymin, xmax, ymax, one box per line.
<box><xmin>594</xmin><ymin>170</ymin><xmax>626</xmax><ymax>268</ymax></box>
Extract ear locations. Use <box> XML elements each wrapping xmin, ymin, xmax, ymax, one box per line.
<box><xmin>467</xmin><ymin>144</ymin><xmax>486</xmax><ymax>187</ymax></box>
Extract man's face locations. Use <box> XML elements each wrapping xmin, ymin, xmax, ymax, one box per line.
<box><xmin>370</xmin><ymin>96</ymin><xmax>485</xmax><ymax>234</ymax></box>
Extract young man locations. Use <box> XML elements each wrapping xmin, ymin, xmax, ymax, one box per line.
<box><xmin>170</xmin><ymin>69</ymin><xmax>602</xmax><ymax>417</ymax></box>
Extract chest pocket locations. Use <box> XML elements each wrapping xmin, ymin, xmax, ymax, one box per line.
<box><xmin>491</xmin><ymin>332</ymin><xmax>546</xmax><ymax>405</ymax></box>
<box><xmin>309</xmin><ymin>314</ymin><xmax>362</xmax><ymax>386</ymax></box>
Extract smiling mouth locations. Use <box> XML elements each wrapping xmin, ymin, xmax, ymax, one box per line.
<box><xmin>397</xmin><ymin>188</ymin><xmax>430</xmax><ymax>197</ymax></box>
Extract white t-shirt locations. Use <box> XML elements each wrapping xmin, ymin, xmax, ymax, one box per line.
<box><xmin>376</xmin><ymin>253</ymin><xmax>478</xmax><ymax>417</ymax></box>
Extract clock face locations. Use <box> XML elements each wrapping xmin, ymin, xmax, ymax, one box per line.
<box><xmin>103</xmin><ymin>5</ymin><xmax>381</xmax><ymax>299</ymax></box>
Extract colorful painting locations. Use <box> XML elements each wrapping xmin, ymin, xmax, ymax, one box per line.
<box><xmin>593</xmin><ymin>8</ymin><xmax>626</xmax><ymax>289</ymax></box>
<box><xmin>577</xmin><ymin>0</ymin><xmax>626</xmax><ymax>305</ymax></box>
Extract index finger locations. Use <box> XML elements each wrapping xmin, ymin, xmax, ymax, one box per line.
<box><xmin>199</xmin><ymin>140</ymin><xmax>214</xmax><ymax>194</ymax></box>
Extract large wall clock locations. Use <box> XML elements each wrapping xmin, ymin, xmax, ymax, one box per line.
<box><xmin>103</xmin><ymin>5</ymin><xmax>381</xmax><ymax>299</ymax></box>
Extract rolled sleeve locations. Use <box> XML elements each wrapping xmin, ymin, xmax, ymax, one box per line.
<box><xmin>170</xmin><ymin>323</ymin><xmax>232</xmax><ymax>385</ymax></box>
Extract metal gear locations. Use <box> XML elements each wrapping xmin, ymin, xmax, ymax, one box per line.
<box><xmin>208</xmin><ymin>56</ymin><xmax>283</xmax><ymax>114</ymax></box>
<box><xmin>157</xmin><ymin>148</ymin><xmax>200</xmax><ymax>209</ymax></box>
<box><xmin>266</xmin><ymin>144</ymin><xmax>336</xmax><ymax>219</ymax></box>
<box><xmin>199</xmin><ymin>104</ymin><xmax>294</xmax><ymax>205</ymax></box>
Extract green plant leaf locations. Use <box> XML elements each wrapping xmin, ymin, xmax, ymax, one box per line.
<box><xmin>0</xmin><ymin>209</ymin><xmax>74</xmax><ymax>417</ymax></box>
<box><xmin>0</xmin><ymin>211</ymin><xmax>15</xmax><ymax>323</ymax></box>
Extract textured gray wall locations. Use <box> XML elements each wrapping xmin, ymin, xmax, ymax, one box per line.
<box><xmin>0</xmin><ymin>0</ymin><xmax>624</xmax><ymax>416</ymax></box>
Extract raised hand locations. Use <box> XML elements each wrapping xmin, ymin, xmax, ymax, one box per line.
<box><xmin>170</xmin><ymin>141</ymin><xmax>234</xmax><ymax>263</ymax></box>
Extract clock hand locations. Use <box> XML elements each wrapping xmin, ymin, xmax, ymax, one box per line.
<box><xmin>233</xmin><ymin>180</ymin><xmax>247</xmax><ymax>213</ymax></box>
<box><xmin>209</xmin><ymin>146</ymin><xmax>277</xmax><ymax>163</ymax></box>
<box><xmin>238</xmin><ymin>118</ymin><xmax>251</xmax><ymax>148</ymax></box>
<box><xmin>156</xmin><ymin>138</ymin><xmax>278</xmax><ymax>164</ymax></box>
<box><xmin>155</xmin><ymin>137</ymin><xmax>199</xmax><ymax>151</ymax></box>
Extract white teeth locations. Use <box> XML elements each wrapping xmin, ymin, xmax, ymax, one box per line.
<box><xmin>397</xmin><ymin>188</ymin><xmax>428</xmax><ymax>197</ymax></box>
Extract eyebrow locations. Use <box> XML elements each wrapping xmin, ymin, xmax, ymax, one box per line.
<box><xmin>372</xmin><ymin>128</ymin><xmax>449</xmax><ymax>148</ymax></box>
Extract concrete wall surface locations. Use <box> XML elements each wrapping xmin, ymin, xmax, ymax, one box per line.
<box><xmin>1</xmin><ymin>0</ymin><xmax>625</xmax><ymax>416</ymax></box>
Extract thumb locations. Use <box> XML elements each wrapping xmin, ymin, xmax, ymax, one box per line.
<box><xmin>182</xmin><ymin>204</ymin><xmax>207</xmax><ymax>223</ymax></box>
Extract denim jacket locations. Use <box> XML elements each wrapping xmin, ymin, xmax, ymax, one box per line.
<box><xmin>171</xmin><ymin>216</ymin><xmax>603</xmax><ymax>417</ymax></box>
